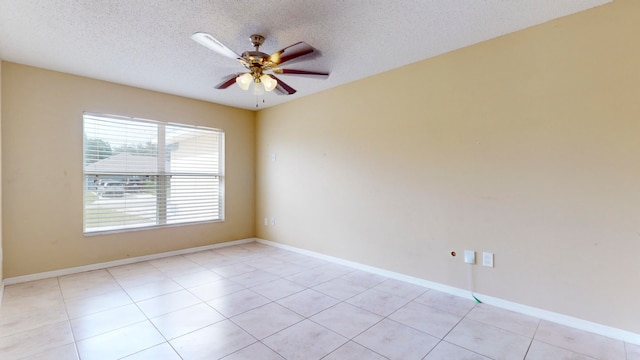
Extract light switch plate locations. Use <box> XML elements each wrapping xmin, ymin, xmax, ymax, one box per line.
<box><xmin>483</xmin><ymin>252</ymin><xmax>494</xmax><ymax>267</ymax></box>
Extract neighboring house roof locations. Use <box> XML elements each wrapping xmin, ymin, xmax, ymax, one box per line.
<box><xmin>85</xmin><ymin>152</ymin><xmax>165</xmax><ymax>173</ymax></box>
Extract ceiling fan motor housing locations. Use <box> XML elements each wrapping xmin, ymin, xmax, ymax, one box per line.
<box><xmin>250</xmin><ymin>34</ymin><xmax>265</xmax><ymax>49</ymax></box>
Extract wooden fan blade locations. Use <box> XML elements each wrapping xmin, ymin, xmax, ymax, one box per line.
<box><xmin>269</xmin><ymin>42</ymin><xmax>315</xmax><ymax>65</ymax></box>
<box><xmin>215</xmin><ymin>74</ymin><xmax>239</xmax><ymax>89</ymax></box>
<box><xmin>269</xmin><ymin>75</ymin><xmax>297</xmax><ymax>95</ymax></box>
<box><xmin>191</xmin><ymin>32</ymin><xmax>241</xmax><ymax>60</ymax></box>
<box><xmin>272</xmin><ymin>68</ymin><xmax>329</xmax><ymax>77</ymax></box>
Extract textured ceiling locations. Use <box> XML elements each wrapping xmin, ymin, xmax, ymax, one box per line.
<box><xmin>0</xmin><ymin>0</ymin><xmax>611</xmax><ymax>111</ymax></box>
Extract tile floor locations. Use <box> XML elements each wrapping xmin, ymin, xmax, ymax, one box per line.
<box><xmin>0</xmin><ymin>241</ymin><xmax>637</xmax><ymax>359</ymax></box>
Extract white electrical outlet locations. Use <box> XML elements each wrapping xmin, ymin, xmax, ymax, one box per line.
<box><xmin>272</xmin><ymin>153</ymin><xmax>277</xmax><ymax>162</ymax></box>
<box><xmin>464</xmin><ymin>250</ymin><xmax>475</xmax><ymax>264</ymax></box>
<box><xmin>483</xmin><ymin>252</ymin><xmax>494</xmax><ymax>267</ymax></box>
<box><xmin>264</xmin><ymin>218</ymin><xmax>268</xmax><ymax>226</ymax></box>
<box><xmin>271</xmin><ymin>218</ymin><xmax>276</xmax><ymax>226</ymax></box>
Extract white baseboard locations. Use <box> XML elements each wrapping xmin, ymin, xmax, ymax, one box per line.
<box><xmin>3</xmin><ymin>238</ymin><xmax>255</xmax><ymax>286</ymax></box>
<box><xmin>256</xmin><ymin>238</ymin><xmax>640</xmax><ymax>345</ymax></box>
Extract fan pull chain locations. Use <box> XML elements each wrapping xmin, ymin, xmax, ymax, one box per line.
<box><xmin>255</xmin><ymin>96</ymin><xmax>266</xmax><ymax>108</ymax></box>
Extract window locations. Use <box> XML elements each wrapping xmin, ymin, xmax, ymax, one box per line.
<box><xmin>83</xmin><ymin>113</ymin><xmax>224</xmax><ymax>234</ymax></box>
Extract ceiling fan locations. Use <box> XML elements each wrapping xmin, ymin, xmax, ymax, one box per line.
<box><xmin>192</xmin><ymin>32</ymin><xmax>329</xmax><ymax>96</ymax></box>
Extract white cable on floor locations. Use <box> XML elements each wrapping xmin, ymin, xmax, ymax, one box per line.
<box><xmin>467</xmin><ymin>262</ymin><xmax>482</xmax><ymax>303</ymax></box>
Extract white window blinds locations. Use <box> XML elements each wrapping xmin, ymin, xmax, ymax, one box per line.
<box><xmin>83</xmin><ymin>113</ymin><xmax>224</xmax><ymax>233</ymax></box>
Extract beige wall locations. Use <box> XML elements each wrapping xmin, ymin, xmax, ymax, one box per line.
<box><xmin>1</xmin><ymin>62</ymin><xmax>255</xmax><ymax>278</ymax></box>
<box><xmin>0</xmin><ymin>56</ymin><xmax>3</xmax><ymax>284</ymax></box>
<box><xmin>256</xmin><ymin>0</ymin><xmax>640</xmax><ymax>333</ymax></box>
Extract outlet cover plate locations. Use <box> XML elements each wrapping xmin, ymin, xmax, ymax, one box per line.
<box><xmin>464</xmin><ymin>250</ymin><xmax>475</xmax><ymax>264</ymax></box>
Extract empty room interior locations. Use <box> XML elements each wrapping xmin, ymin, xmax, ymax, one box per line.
<box><xmin>0</xmin><ymin>0</ymin><xmax>639</xmax><ymax>359</ymax></box>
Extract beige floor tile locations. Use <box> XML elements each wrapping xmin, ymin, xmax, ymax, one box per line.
<box><xmin>221</xmin><ymin>342</ymin><xmax>285</xmax><ymax>360</ymax></box>
<box><xmin>263</xmin><ymin>319</ymin><xmax>348</xmax><ymax>360</ymax></box>
<box><xmin>262</xmin><ymin>262</ymin><xmax>308</xmax><ymax>277</ymax></box>
<box><xmin>207</xmin><ymin>288</ymin><xmax>271</xmax><ymax>317</ymax></box>
<box><xmin>312</xmin><ymin>277</ymin><xmax>369</xmax><ymax>301</ymax></box>
<box><xmin>157</xmin><ymin>266</ymin><xmax>211</xmax><ymax>280</ymax></box>
<box><xmin>373</xmin><ymin>278</ymin><xmax>428</xmax><ymax>299</ymax></box>
<box><xmin>136</xmin><ymin>289</ymin><xmax>202</xmax><ymax>318</ymax></box>
<box><xmin>388</xmin><ymin>300</ymin><xmax>462</xmax><ymax>338</ymax></box>
<box><xmin>285</xmin><ymin>265</ymin><xmax>347</xmax><ymax>288</ymax></box>
<box><xmin>61</xmin><ymin>285</ymin><xmax>124</xmax><ymax>305</ymax></box>
<box><xmin>188</xmin><ymin>278</ymin><xmax>245</xmax><ymax>301</ymax></box>
<box><xmin>231</xmin><ymin>302</ymin><xmax>304</xmax><ymax>339</ymax></box>
<box><xmin>150</xmin><ymin>302</ymin><xmax>225</xmax><ymax>340</ymax></box>
<box><xmin>113</xmin><ymin>270</ymin><xmax>172</xmax><ymax>290</ymax></box>
<box><xmin>76</xmin><ymin>321</ymin><xmax>165</xmax><ymax>360</ymax></box>
<box><xmin>170</xmin><ymin>319</ymin><xmax>256</xmax><ymax>359</ymax></box>
<box><xmin>215</xmin><ymin>246</ymin><xmax>253</xmax><ymax>258</ymax></box>
<box><xmin>169</xmin><ymin>269</ymin><xmax>223</xmax><ymax>288</ymax></box>
<box><xmin>534</xmin><ymin>321</ymin><xmax>626</xmax><ymax>360</ymax></box>
<box><xmin>445</xmin><ymin>318</ymin><xmax>532</xmax><ymax>360</ymax></box>
<box><xmin>58</xmin><ymin>270</ymin><xmax>122</xmax><ymax>300</ymax></box>
<box><xmin>1</xmin><ymin>283</ymin><xmax>61</xmax><ymax>305</ymax></box>
<box><xmin>338</xmin><ymin>270</ymin><xmax>388</xmax><ymax>289</ymax></box>
<box><xmin>353</xmin><ymin>318</ymin><xmax>439</xmax><ymax>360</ymax></box>
<box><xmin>525</xmin><ymin>340</ymin><xmax>594</xmax><ymax>360</ymax></box>
<box><xmin>228</xmin><ymin>270</ymin><xmax>279</xmax><ymax>288</ymax></box>
<box><xmin>204</xmin><ymin>255</ymin><xmax>245</xmax><ymax>268</ymax></box>
<box><xmin>277</xmin><ymin>288</ymin><xmax>340</xmax><ymax>317</ymax></box>
<box><xmin>319</xmin><ymin>263</ymin><xmax>356</xmax><ymax>276</ymax></box>
<box><xmin>628</xmin><ymin>343</ymin><xmax>640</xmax><ymax>360</ymax></box>
<box><xmin>149</xmin><ymin>256</ymin><xmax>206</xmax><ymax>277</ymax></box>
<box><xmin>58</xmin><ymin>269</ymin><xmax>114</xmax><ymax>286</ymax></box>
<box><xmin>182</xmin><ymin>250</ymin><xmax>231</xmax><ymax>267</ymax></box>
<box><xmin>250</xmin><ymin>278</ymin><xmax>306</xmax><ymax>301</ymax></box>
<box><xmin>246</xmin><ymin>257</ymin><xmax>288</xmax><ymax>270</ymax></box>
<box><xmin>123</xmin><ymin>277</ymin><xmax>183</xmax><ymax>302</ymax></box>
<box><xmin>424</xmin><ymin>341</ymin><xmax>490</xmax><ymax>360</ymax></box>
<box><xmin>70</xmin><ymin>303</ymin><xmax>147</xmax><ymax>340</ymax></box>
<box><xmin>3</xmin><ymin>278</ymin><xmax>61</xmax><ymax>299</ymax></box>
<box><xmin>211</xmin><ymin>262</ymin><xmax>258</xmax><ymax>277</ymax></box>
<box><xmin>285</xmin><ymin>256</ymin><xmax>329</xmax><ymax>268</ymax></box>
<box><xmin>346</xmin><ymin>288</ymin><xmax>410</xmax><ymax>317</ymax></box>
<box><xmin>323</xmin><ymin>341</ymin><xmax>386</xmax><ymax>360</ymax></box>
<box><xmin>19</xmin><ymin>342</ymin><xmax>79</xmax><ymax>360</ymax></box>
<box><xmin>2</xmin><ymin>288</ymin><xmax>64</xmax><ymax>308</ymax></box>
<box><xmin>238</xmin><ymin>242</ymin><xmax>278</xmax><ymax>252</ymax></box>
<box><xmin>120</xmin><ymin>342</ymin><xmax>182</xmax><ymax>360</ymax></box>
<box><xmin>62</xmin><ymin>280</ymin><xmax>122</xmax><ymax>301</ymax></box>
<box><xmin>64</xmin><ymin>289</ymin><xmax>132</xmax><ymax>318</ymax></box>
<box><xmin>465</xmin><ymin>303</ymin><xmax>540</xmax><ymax>337</ymax></box>
<box><xmin>107</xmin><ymin>261</ymin><xmax>159</xmax><ymax>279</ymax></box>
<box><xmin>0</xmin><ymin>321</ymin><xmax>74</xmax><ymax>359</ymax></box>
<box><xmin>414</xmin><ymin>290</ymin><xmax>477</xmax><ymax>317</ymax></box>
<box><xmin>310</xmin><ymin>302</ymin><xmax>383</xmax><ymax>338</ymax></box>
<box><xmin>0</xmin><ymin>295</ymin><xmax>68</xmax><ymax>336</ymax></box>
<box><xmin>148</xmin><ymin>255</ymin><xmax>197</xmax><ymax>271</ymax></box>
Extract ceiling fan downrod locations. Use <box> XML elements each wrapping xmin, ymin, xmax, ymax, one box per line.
<box><xmin>249</xmin><ymin>34</ymin><xmax>265</xmax><ymax>51</ymax></box>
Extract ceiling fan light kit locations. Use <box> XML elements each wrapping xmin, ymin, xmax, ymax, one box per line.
<box><xmin>191</xmin><ymin>32</ymin><xmax>329</xmax><ymax>97</ymax></box>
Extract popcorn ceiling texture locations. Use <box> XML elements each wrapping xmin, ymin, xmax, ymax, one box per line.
<box><xmin>0</xmin><ymin>0</ymin><xmax>610</xmax><ymax>110</ymax></box>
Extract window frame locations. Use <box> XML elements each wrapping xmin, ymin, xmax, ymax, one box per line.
<box><xmin>82</xmin><ymin>112</ymin><xmax>225</xmax><ymax>235</ymax></box>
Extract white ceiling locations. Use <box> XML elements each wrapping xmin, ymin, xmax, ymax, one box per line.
<box><xmin>0</xmin><ymin>0</ymin><xmax>611</xmax><ymax>111</ymax></box>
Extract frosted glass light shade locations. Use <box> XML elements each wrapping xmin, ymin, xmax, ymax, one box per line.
<box><xmin>235</xmin><ymin>73</ymin><xmax>253</xmax><ymax>90</ymax></box>
<box><xmin>260</xmin><ymin>74</ymin><xmax>277</xmax><ymax>92</ymax></box>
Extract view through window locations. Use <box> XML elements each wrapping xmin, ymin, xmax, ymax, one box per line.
<box><xmin>83</xmin><ymin>113</ymin><xmax>224</xmax><ymax>233</ymax></box>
